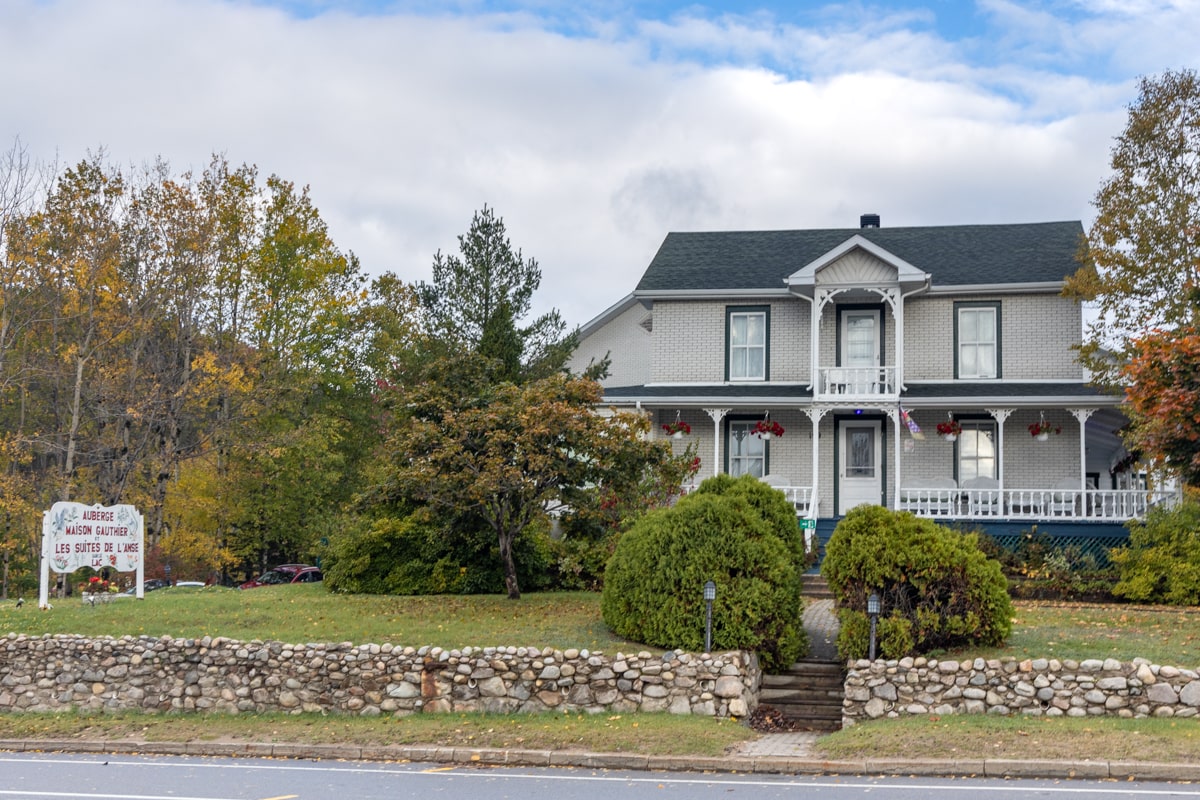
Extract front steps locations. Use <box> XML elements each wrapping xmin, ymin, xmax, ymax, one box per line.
<box><xmin>759</xmin><ymin>659</ymin><xmax>845</xmax><ymax>731</ymax></box>
<box><xmin>801</xmin><ymin>573</ymin><xmax>832</xmax><ymax>599</ymax></box>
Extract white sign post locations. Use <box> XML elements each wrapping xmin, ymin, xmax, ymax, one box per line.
<box><xmin>39</xmin><ymin>502</ymin><xmax>145</xmax><ymax>609</ymax></box>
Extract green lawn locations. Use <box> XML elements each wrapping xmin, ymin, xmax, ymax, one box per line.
<box><xmin>941</xmin><ymin>601</ymin><xmax>1200</xmax><ymax>666</ymax></box>
<box><xmin>0</xmin><ymin>585</ymin><xmax>645</xmax><ymax>652</ymax></box>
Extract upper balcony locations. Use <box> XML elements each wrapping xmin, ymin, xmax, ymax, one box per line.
<box><xmin>816</xmin><ymin>366</ymin><xmax>897</xmax><ymax>401</ymax></box>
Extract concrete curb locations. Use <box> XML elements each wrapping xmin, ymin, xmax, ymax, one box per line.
<box><xmin>3</xmin><ymin>739</ymin><xmax>1200</xmax><ymax>781</ymax></box>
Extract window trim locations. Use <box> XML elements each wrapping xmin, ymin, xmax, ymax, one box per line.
<box><xmin>954</xmin><ymin>301</ymin><xmax>1001</xmax><ymax>379</ymax></box>
<box><xmin>725</xmin><ymin>305</ymin><xmax>770</xmax><ymax>382</ymax></box>
<box><xmin>724</xmin><ymin>415</ymin><xmax>770</xmax><ymax>477</ymax></box>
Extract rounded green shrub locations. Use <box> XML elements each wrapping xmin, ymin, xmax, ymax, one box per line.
<box><xmin>1111</xmin><ymin>497</ymin><xmax>1200</xmax><ymax>605</ymax></box>
<box><xmin>821</xmin><ymin>505</ymin><xmax>1013</xmax><ymax>661</ymax></box>
<box><xmin>601</xmin><ymin>476</ymin><xmax>807</xmax><ymax>671</ymax></box>
<box><xmin>692</xmin><ymin>473</ymin><xmax>809</xmax><ymax>571</ymax></box>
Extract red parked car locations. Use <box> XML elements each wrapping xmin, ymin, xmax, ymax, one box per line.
<box><xmin>238</xmin><ymin>564</ymin><xmax>323</xmax><ymax>589</ymax></box>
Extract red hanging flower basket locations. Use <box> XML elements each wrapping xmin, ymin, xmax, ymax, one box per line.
<box><xmin>662</xmin><ymin>420</ymin><xmax>691</xmax><ymax>438</ymax></box>
<box><xmin>753</xmin><ymin>420</ymin><xmax>785</xmax><ymax>439</ymax></box>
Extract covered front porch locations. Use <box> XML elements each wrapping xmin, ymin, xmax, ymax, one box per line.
<box><xmin>665</xmin><ymin>399</ymin><xmax>1176</xmax><ymax>525</ymax></box>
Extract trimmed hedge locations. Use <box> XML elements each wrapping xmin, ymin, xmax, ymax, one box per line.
<box><xmin>821</xmin><ymin>505</ymin><xmax>1012</xmax><ymax>660</ymax></box>
<box><xmin>602</xmin><ymin>475</ymin><xmax>807</xmax><ymax>671</ymax></box>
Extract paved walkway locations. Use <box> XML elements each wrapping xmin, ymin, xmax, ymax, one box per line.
<box><xmin>728</xmin><ymin>596</ymin><xmax>841</xmax><ymax>758</ymax></box>
<box><xmin>732</xmin><ymin>731</ymin><xmax>823</xmax><ymax>757</ymax></box>
<box><xmin>801</xmin><ymin>598</ymin><xmax>839</xmax><ymax>661</ymax></box>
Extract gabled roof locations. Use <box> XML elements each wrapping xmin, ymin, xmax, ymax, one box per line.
<box><xmin>634</xmin><ymin>221</ymin><xmax>1085</xmax><ymax>293</ymax></box>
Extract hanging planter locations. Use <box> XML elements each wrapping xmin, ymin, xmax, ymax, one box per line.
<box><xmin>936</xmin><ymin>418</ymin><xmax>962</xmax><ymax>442</ymax></box>
<box><xmin>662</xmin><ymin>421</ymin><xmax>691</xmax><ymax>439</ymax></box>
<box><xmin>1029</xmin><ymin>414</ymin><xmax>1061</xmax><ymax>442</ymax></box>
<box><xmin>662</xmin><ymin>412</ymin><xmax>690</xmax><ymax>439</ymax></box>
<box><xmin>754</xmin><ymin>412</ymin><xmax>785</xmax><ymax>440</ymax></box>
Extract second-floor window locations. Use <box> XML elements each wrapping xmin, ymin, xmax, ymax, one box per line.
<box><xmin>728</xmin><ymin>306</ymin><xmax>769</xmax><ymax>381</ymax></box>
<box><xmin>956</xmin><ymin>303</ymin><xmax>1000</xmax><ymax>379</ymax></box>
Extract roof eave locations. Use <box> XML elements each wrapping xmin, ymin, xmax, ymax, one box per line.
<box><xmin>927</xmin><ymin>281</ymin><xmax>1066</xmax><ymax>295</ymax></box>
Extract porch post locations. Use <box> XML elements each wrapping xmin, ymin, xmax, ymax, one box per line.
<box><xmin>704</xmin><ymin>408</ymin><xmax>731</xmax><ymax>478</ymax></box>
<box><xmin>813</xmin><ymin>290</ymin><xmax>830</xmax><ymax>394</ymax></box>
<box><xmin>814</xmin><ymin>288</ymin><xmax>846</xmax><ymax>395</ymax></box>
<box><xmin>803</xmin><ymin>407</ymin><xmax>829</xmax><ymax>518</ymax></box>
<box><xmin>893</xmin><ymin>290</ymin><xmax>904</xmax><ymax>392</ymax></box>
<box><xmin>1070</xmin><ymin>408</ymin><xmax>1096</xmax><ymax>490</ymax></box>
<box><xmin>892</xmin><ymin>406</ymin><xmax>902</xmax><ymax>511</ymax></box>
<box><xmin>986</xmin><ymin>408</ymin><xmax>1014</xmax><ymax>494</ymax></box>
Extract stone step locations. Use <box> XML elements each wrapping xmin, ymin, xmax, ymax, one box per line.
<box><xmin>759</xmin><ymin>659</ymin><xmax>846</xmax><ymax>730</ymax></box>
<box><xmin>801</xmin><ymin>574</ymin><xmax>833</xmax><ymax>598</ymax></box>
<box><xmin>761</xmin><ymin>674</ymin><xmax>844</xmax><ymax>690</ymax></box>
<box><xmin>761</xmin><ymin>702</ymin><xmax>843</xmax><ymax>732</ymax></box>
<box><xmin>760</xmin><ymin>686</ymin><xmax>844</xmax><ymax>704</ymax></box>
<box><xmin>774</xmin><ymin>659</ymin><xmax>845</xmax><ymax>677</ymax></box>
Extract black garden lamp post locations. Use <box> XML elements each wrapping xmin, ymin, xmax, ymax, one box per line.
<box><xmin>703</xmin><ymin>580</ymin><xmax>716</xmax><ymax>653</ymax></box>
<box><xmin>867</xmin><ymin>592</ymin><xmax>881</xmax><ymax>661</ymax></box>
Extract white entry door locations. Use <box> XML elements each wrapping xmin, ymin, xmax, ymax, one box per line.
<box><xmin>839</xmin><ymin>420</ymin><xmax>882</xmax><ymax>514</ymax></box>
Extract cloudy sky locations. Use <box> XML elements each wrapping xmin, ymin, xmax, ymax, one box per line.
<box><xmin>1</xmin><ymin>0</ymin><xmax>1197</xmax><ymax>327</ymax></box>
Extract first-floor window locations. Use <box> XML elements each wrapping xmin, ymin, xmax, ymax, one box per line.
<box><xmin>729</xmin><ymin>421</ymin><xmax>766</xmax><ymax>477</ymax></box>
<box><xmin>957</xmin><ymin>420</ymin><xmax>996</xmax><ymax>482</ymax></box>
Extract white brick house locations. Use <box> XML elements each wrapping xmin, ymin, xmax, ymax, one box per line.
<box><xmin>569</xmin><ymin>216</ymin><xmax>1172</xmax><ymax>546</ymax></box>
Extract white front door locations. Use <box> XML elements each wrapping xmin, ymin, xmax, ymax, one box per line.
<box><xmin>839</xmin><ymin>420</ymin><xmax>882</xmax><ymax>514</ymax></box>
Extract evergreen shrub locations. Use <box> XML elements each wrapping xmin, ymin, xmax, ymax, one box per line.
<box><xmin>692</xmin><ymin>472</ymin><xmax>810</xmax><ymax>570</ymax></box>
<box><xmin>1111</xmin><ymin>497</ymin><xmax>1200</xmax><ymax>605</ymax></box>
<box><xmin>601</xmin><ymin>475</ymin><xmax>807</xmax><ymax>671</ymax></box>
<box><xmin>821</xmin><ymin>505</ymin><xmax>1013</xmax><ymax>660</ymax></box>
<box><xmin>323</xmin><ymin>510</ymin><xmax>554</xmax><ymax>594</ymax></box>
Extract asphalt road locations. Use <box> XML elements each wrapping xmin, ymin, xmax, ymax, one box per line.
<box><xmin>3</xmin><ymin>753</ymin><xmax>1200</xmax><ymax>800</ymax></box>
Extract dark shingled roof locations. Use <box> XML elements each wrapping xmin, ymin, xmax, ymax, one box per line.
<box><xmin>634</xmin><ymin>221</ymin><xmax>1085</xmax><ymax>292</ymax></box>
<box><xmin>902</xmin><ymin>382</ymin><xmax>1113</xmax><ymax>399</ymax></box>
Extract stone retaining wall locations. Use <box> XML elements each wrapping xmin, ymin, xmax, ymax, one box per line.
<box><xmin>0</xmin><ymin>633</ymin><xmax>759</xmax><ymax>718</ymax></box>
<box><xmin>844</xmin><ymin>656</ymin><xmax>1200</xmax><ymax>725</ymax></box>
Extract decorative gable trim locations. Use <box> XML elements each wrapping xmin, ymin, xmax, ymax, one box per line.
<box><xmin>786</xmin><ymin>235</ymin><xmax>930</xmax><ymax>292</ymax></box>
<box><xmin>818</xmin><ymin>249</ymin><xmax>897</xmax><ymax>286</ymax></box>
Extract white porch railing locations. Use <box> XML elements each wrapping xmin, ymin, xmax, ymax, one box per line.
<box><xmin>681</xmin><ymin>482</ymin><xmax>1174</xmax><ymax>523</ymax></box>
<box><xmin>817</xmin><ymin>366</ymin><xmax>896</xmax><ymax>398</ymax></box>
<box><xmin>898</xmin><ymin>487</ymin><xmax>1178</xmax><ymax>522</ymax></box>
<box><xmin>682</xmin><ymin>483</ymin><xmax>815</xmax><ymax>518</ymax></box>
<box><xmin>776</xmin><ymin>485</ymin><xmax>815</xmax><ymax>517</ymax></box>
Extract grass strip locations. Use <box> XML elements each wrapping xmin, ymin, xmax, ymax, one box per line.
<box><xmin>817</xmin><ymin>714</ymin><xmax>1200</xmax><ymax>764</ymax></box>
<box><xmin>0</xmin><ymin>710</ymin><xmax>755</xmax><ymax>757</ymax></box>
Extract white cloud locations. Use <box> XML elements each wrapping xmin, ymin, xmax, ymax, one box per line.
<box><xmin>0</xmin><ymin>0</ymin><xmax>1197</xmax><ymax>327</ymax></box>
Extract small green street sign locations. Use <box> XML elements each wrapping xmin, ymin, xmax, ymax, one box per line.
<box><xmin>798</xmin><ymin>518</ymin><xmax>816</xmax><ymax>529</ymax></box>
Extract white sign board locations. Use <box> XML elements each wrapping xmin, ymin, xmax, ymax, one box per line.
<box><xmin>39</xmin><ymin>502</ymin><xmax>145</xmax><ymax>608</ymax></box>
